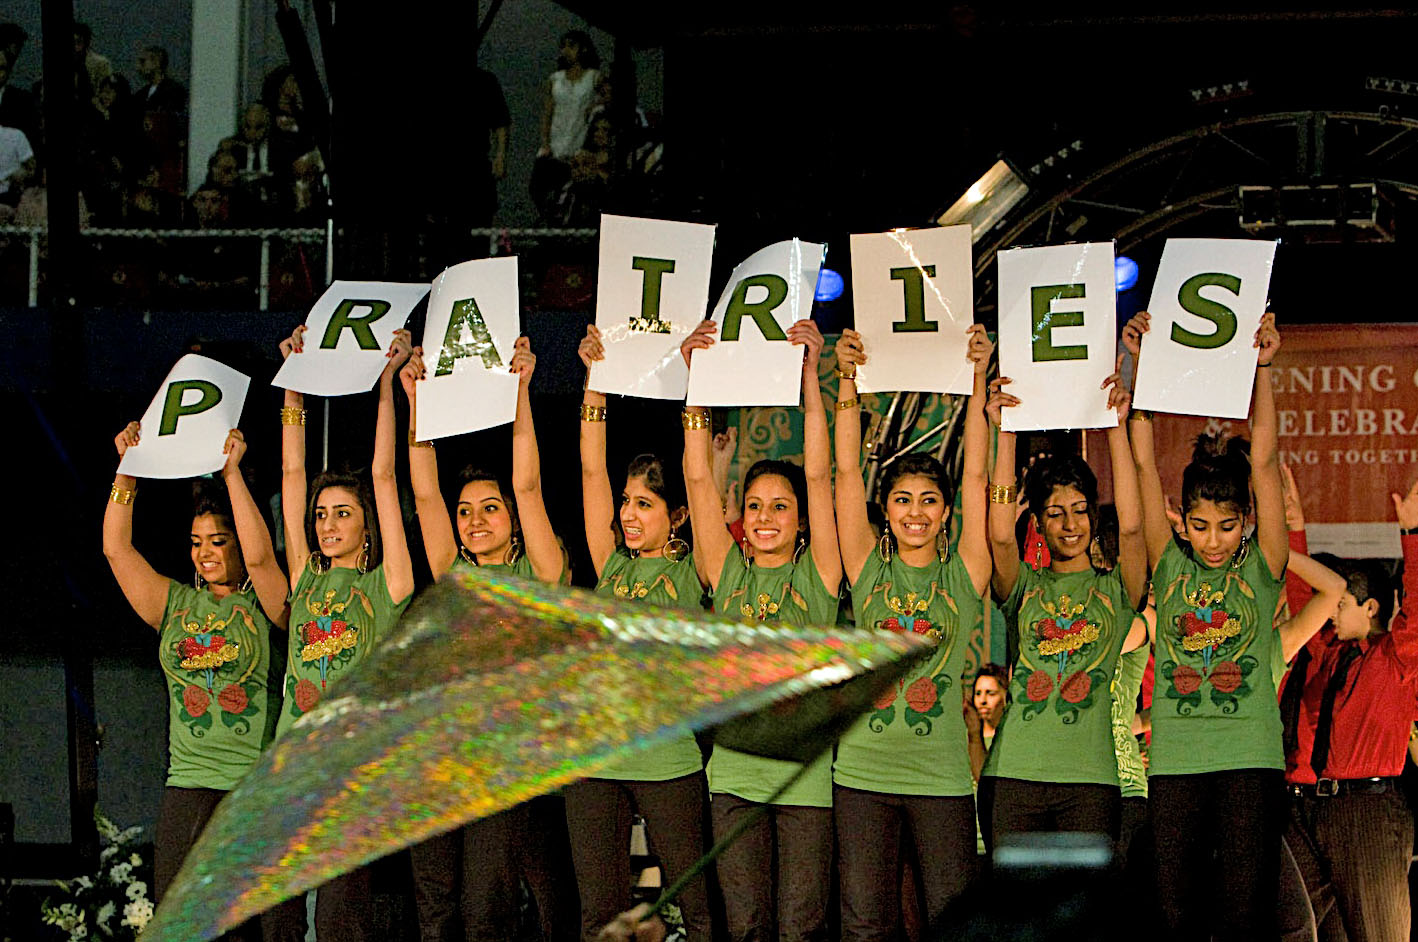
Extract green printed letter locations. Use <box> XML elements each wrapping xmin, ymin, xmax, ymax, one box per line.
<box><xmin>435</xmin><ymin>298</ymin><xmax>504</xmax><ymax>376</ymax></box>
<box><xmin>720</xmin><ymin>275</ymin><xmax>789</xmax><ymax>342</ymax></box>
<box><xmin>320</xmin><ymin>299</ymin><xmax>392</xmax><ymax>350</ymax></box>
<box><xmin>1030</xmin><ymin>284</ymin><xmax>1088</xmax><ymax>362</ymax></box>
<box><xmin>1171</xmin><ymin>273</ymin><xmax>1240</xmax><ymax>350</ymax></box>
<box><xmin>158</xmin><ymin>380</ymin><xmax>222</xmax><ymax>436</ymax></box>
<box><xmin>629</xmin><ymin>257</ymin><xmax>675</xmax><ymax>333</ymax></box>
<box><xmin>890</xmin><ymin>265</ymin><xmax>939</xmax><ymax>333</ymax></box>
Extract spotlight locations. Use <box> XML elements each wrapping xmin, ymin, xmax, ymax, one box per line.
<box><xmin>815</xmin><ymin>268</ymin><xmax>844</xmax><ymax>303</ymax></box>
<box><xmin>1115</xmin><ymin>256</ymin><xmax>1139</xmax><ymax>291</ymax></box>
<box><xmin>936</xmin><ymin>159</ymin><xmax>1030</xmax><ymax>244</ymax></box>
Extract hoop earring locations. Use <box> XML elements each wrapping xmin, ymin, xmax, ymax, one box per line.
<box><xmin>1230</xmin><ymin>532</ymin><xmax>1250</xmax><ymax>570</ymax></box>
<box><xmin>194</xmin><ymin>571</ymin><xmax>205</xmax><ymax>590</ymax></box>
<box><xmin>663</xmin><ymin>523</ymin><xmax>689</xmax><ymax>563</ymax></box>
<box><xmin>505</xmin><ymin>533</ymin><xmax>524</xmax><ymax>566</ymax></box>
<box><xmin>793</xmin><ymin>534</ymin><xmax>808</xmax><ymax>565</ymax></box>
<box><xmin>459</xmin><ymin>545</ymin><xmax>478</xmax><ymax>567</ymax></box>
<box><xmin>308</xmin><ymin>552</ymin><xmax>330</xmax><ymax>575</ymax></box>
<box><xmin>237</xmin><ymin>574</ymin><xmax>253</xmax><ymax>593</ymax></box>
<box><xmin>357</xmin><ymin>533</ymin><xmax>371</xmax><ymax>575</ymax></box>
<box><xmin>936</xmin><ymin>531</ymin><xmax>950</xmax><ymax>563</ymax></box>
<box><xmin>741</xmin><ymin>536</ymin><xmax>753</xmax><ymax>569</ymax></box>
<box><xmin>877</xmin><ymin>531</ymin><xmax>894</xmax><ymax>563</ymax></box>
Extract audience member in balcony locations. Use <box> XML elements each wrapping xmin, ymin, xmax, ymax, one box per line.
<box><xmin>0</xmin><ymin>120</ymin><xmax>34</xmax><ymax>212</ymax></box>
<box><xmin>532</xmin><ymin>30</ymin><xmax>606</xmax><ymax>221</ymax></box>
<box><xmin>81</xmin><ymin>74</ymin><xmax>136</xmax><ymax>223</ymax></box>
<box><xmin>201</xmin><ymin>147</ymin><xmax>264</xmax><ymax>226</ymax></box>
<box><xmin>262</xmin><ymin>66</ymin><xmax>314</xmax><ymax>170</ymax></box>
<box><xmin>160</xmin><ymin>185</ymin><xmax>255</xmax><ymax>308</ymax></box>
<box><xmin>74</xmin><ymin>23</ymin><xmax>111</xmax><ymax>105</ymax></box>
<box><xmin>0</xmin><ymin>49</ymin><xmax>40</xmax><ymax>157</ymax></box>
<box><xmin>136</xmin><ymin>46</ymin><xmax>186</xmax><ymax>196</ymax></box>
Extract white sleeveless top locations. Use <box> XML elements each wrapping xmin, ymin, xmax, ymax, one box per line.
<box><xmin>548</xmin><ymin>68</ymin><xmax>601</xmax><ymax>159</ymax></box>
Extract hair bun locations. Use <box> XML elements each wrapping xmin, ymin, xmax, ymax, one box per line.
<box><xmin>1190</xmin><ymin>433</ymin><xmax>1250</xmax><ymax>468</ymax></box>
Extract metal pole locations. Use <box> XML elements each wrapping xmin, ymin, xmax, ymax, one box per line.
<box><xmin>259</xmin><ymin>236</ymin><xmax>271</xmax><ymax>312</ymax></box>
<box><xmin>322</xmin><ymin>401</ymin><xmax>331</xmax><ymax>471</ymax></box>
<box><xmin>27</xmin><ymin>230</ymin><xmax>38</xmax><ymax>308</ymax></box>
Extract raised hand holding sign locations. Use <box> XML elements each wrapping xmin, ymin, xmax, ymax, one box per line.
<box><xmin>117</xmin><ymin>354</ymin><xmax>250</xmax><ymax>478</ymax></box>
<box><xmin>272</xmin><ymin>280</ymin><xmax>430</xmax><ymax>396</ymax></box>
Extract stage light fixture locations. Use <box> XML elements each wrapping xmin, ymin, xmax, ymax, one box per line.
<box><xmin>937</xmin><ymin>159</ymin><xmax>1030</xmax><ymax>244</ymax></box>
<box><xmin>1238</xmin><ymin>183</ymin><xmax>1393</xmax><ymax>242</ymax></box>
<box><xmin>815</xmin><ymin>268</ymin><xmax>845</xmax><ymax>303</ymax></box>
<box><xmin>1115</xmin><ymin>256</ymin><xmax>1139</xmax><ymax>291</ymax></box>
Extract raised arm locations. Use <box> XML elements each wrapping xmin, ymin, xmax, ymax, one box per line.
<box><xmin>681</xmin><ymin>320</ymin><xmax>734</xmax><ymax>589</ymax></box>
<box><xmin>279</xmin><ymin>325</ymin><xmax>311</xmax><ymax>588</ymax></box>
<box><xmin>792</xmin><ymin>319</ymin><xmax>843</xmax><ymax>594</ymax></box>
<box><xmin>375</xmin><ymin>330</ymin><xmax>415</xmax><ymax>604</ymax></box>
<box><xmin>220</xmin><ymin>429</ymin><xmax>289</xmax><ymax>628</ymax></box>
<box><xmin>1104</xmin><ymin>353</ymin><xmax>1148</xmax><ymax>611</ymax></box>
<box><xmin>958</xmin><ymin>326</ymin><xmax>993</xmax><ymax>596</ymax></box>
<box><xmin>1122</xmin><ymin>312</ymin><xmax>1170</xmax><ymax>569</ymax></box>
<box><xmin>832</xmin><ymin>329</ymin><xmax>875</xmax><ymax>586</ymax></box>
<box><xmin>102</xmin><ymin>422</ymin><xmax>168</xmax><ymax>628</ymax></box>
<box><xmin>508</xmin><ymin>337</ymin><xmax>563</xmax><ymax>584</ymax></box>
<box><xmin>1277</xmin><ymin>552</ymin><xmax>1347</xmax><ymax>662</ymax></box>
<box><xmin>400</xmin><ymin>349</ymin><xmax>459</xmax><ymax>579</ymax></box>
<box><xmin>1280</xmin><ymin>463</ymin><xmax>1315</xmax><ymax>615</ymax></box>
<box><xmin>578</xmin><ymin>324</ymin><xmax>617</xmax><ymax>577</ymax></box>
<box><xmin>1251</xmin><ymin>313</ymin><xmax>1289</xmax><ymax>581</ymax></box>
<box><xmin>986</xmin><ymin>378</ymin><xmax>1022</xmax><ymax>601</ymax></box>
<box><xmin>1391</xmin><ymin>480</ymin><xmax>1418</xmax><ymax>670</ymax></box>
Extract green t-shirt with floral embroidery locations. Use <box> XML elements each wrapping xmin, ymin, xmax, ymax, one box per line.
<box><xmin>274</xmin><ymin>563</ymin><xmax>410</xmax><ymax>739</ymax></box>
<box><xmin>594</xmin><ymin>548</ymin><xmax>707</xmax><ymax>782</ymax></box>
<box><xmin>984</xmin><ymin>566</ymin><xmax>1133</xmax><ymax>786</ymax></box>
<box><xmin>450</xmin><ymin>549</ymin><xmax>546</xmax><ymax>581</ymax></box>
<box><xmin>834</xmin><ymin>551</ymin><xmax>982</xmax><ymax>797</ymax></box>
<box><xmin>708</xmin><ymin>544</ymin><xmax>840</xmax><ymax>807</ymax></box>
<box><xmin>1149</xmin><ymin>539</ymin><xmax>1286</xmax><ymax>775</ymax></box>
<box><xmin>1112</xmin><ymin>645</ymin><xmax>1149</xmax><ymax>799</ymax></box>
<box><xmin>160</xmin><ymin>581</ymin><xmax>281</xmax><ymax>789</ymax></box>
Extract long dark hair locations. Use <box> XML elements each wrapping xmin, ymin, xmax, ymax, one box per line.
<box><xmin>454</xmin><ymin>465</ymin><xmax>520</xmax><ymax>535</ymax></box>
<box><xmin>306</xmin><ymin>471</ymin><xmax>381</xmax><ymax>569</ymax></box>
<box><xmin>877</xmin><ymin>454</ymin><xmax>951</xmax><ymax>512</ymax></box>
<box><xmin>557</xmin><ymin>30</ymin><xmax>601</xmax><ymax>70</ymax></box>
<box><xmin>743</xmin><ymin>458</ymin><xmax>809</xmax><ymax>540</ymax></box>
<box><xmin>624</xmin><ymin>452</ymin><xmax>690</xmax><ymax>547</ymax></box>
<box><xmin>1024</xmin><ymin>453</ymin><xmax>1099</xmax><ymax>537</ymax></box>
<box><xmin>1181</xmin><ymin>434</ymin><xmax>1252</xmax><ymax>517</ymax></box>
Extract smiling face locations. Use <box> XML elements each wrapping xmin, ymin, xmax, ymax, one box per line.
<box><xmin>620</xmin><ymin>474</ymin><xmax>674</xmax><ymax>555</ymax></box>
<box><xmin>743</xmin><ymin>473</ymin><xmax>802</xmax><ymax>559</ymax></box>
<box><xmin>973</xmin><ymin>674</ymin><xmax>1006</xmax><ymax>727</ymax></box>
<box><xmin>457</xmin><ymin>480</ymin><xmax>514</xmax><ymax>563</ymax></box>
<box><xmin>313</xmin><ymin>486</ymin><xmax>367</xmax><ymax>566</ymax></box>
<box><xmin>1039</xmin><ymin>485</ymin><xmax>1092</xmax><ymax>569</ymax></box>
<box><xmin>1184</xmin><ymin>498</ymin><xmax>1245</xmax><ymax>569</ymax></box>
<box><xmin>885</xmin><ymin>474</ymin><xmax>945</xmax><ymax>550</ymax></box>
<box><xmin>191</xmin><ymin>514</ymin><xmax>245</xmax><ymax>587</ymax></box>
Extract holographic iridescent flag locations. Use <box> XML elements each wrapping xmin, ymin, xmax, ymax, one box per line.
<box><xmin>143</xmin><ymin>567</ymin><xmax>933</xmax><ymax>940</ymax></box>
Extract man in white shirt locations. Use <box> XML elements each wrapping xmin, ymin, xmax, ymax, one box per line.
<box><xmin>0</xmin><ymin>123</ymin><xmax>34</xmax><ymax>207</ymax></box>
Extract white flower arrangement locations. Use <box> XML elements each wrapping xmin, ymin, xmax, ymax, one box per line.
<box><xmin>42</xmin><ymin>809</ymin><xmax>153</xmax><ymax>941</ymax></box>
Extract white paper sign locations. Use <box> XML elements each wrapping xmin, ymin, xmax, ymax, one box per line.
<box><xmin>273</xmin><ymin>280</ymin><xmax>430</xmax><ymax>396</ymax></box>
<box><xmin>997</xmin><ymin>242</ymin><xmax>1118</xmax><ymax>431</ymax></box>
<box><xmin>118</xmin><ymin>354</ymin><xmax>250</xmax><ymax>479</ymax></box>
<box><xmin>850</xmin><ymin>225</ymin><xmax>974</xmax><ymax>395</ymax></box>
<box><xmin>588</xmin><ymin>214</ymin><xmax>717</xmax><ymax>399</ymax></box>
<box><xmin>1133</xmin><ymin>238</ymin><xmax>1277</xmax><ymax>419</ymax></box>
<box><xmin>686</xmin><ymin>239</ymin><xmax>825</xmax><ymax>407</ymax></box>
<box><xmin>415</xmin><ymin>257</ymin><xmax>522</xmax><ymax>441</ymax></box>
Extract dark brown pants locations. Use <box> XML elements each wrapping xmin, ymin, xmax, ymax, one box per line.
<box><xmin>408</xmin><ymin>796</ymin><xmax>580</xmax><ymax>942</ymax></box>
<box><xmin>563</xmin><ymin>773</ymin><xmax>712</xmax><ymax>942</ymax></box>
<box><xmin>153</xmin><ymin>786</ymin><xmax>259</xmax><ymax>942</ymax></box>
<box><xmin>978</xmin><ymin>777</ymin><xmax>1121</xmax><ymax>851</ymax></box>
<box><xmin>258</xmin><ymin>865</ymin><xmax>374</xmax><ymax>942</ymax></box>
<box><xmin>710</xmin><ymin>792</ymin><xmax>832</xmax><ymax>942</ymax></box>
<box><xmin>833</xmin><ymin>785</ymin><xmax>977</xmax><ymax>942</ymax></box>
<box><xmin>1150</xmin><ymin>769</ymin><xmax>1287</xmax><ymax>942</ymax></box>
<box><xmin>1287</xmin><ymin>788</ymin><xmax>1413</xmax><ymax>942</ymax></box>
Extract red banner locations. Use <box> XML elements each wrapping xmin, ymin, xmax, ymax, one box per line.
<box><xmin>1088</xmin><ymin>323</ymin><xmax>1418</xmax><ymax>557</ymax></box>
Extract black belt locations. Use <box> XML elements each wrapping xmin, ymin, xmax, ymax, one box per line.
<box><xmin>1290</xmin><ymin>776</ymin><xmax>1400</xmax><ymax>798</ymax></box>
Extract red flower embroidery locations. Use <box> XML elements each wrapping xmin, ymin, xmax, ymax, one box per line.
<box><xmin>905</xmin><ymin>677</ymin><xmax>938</xmax><ymax>713</ymax></box>
<box><xmin>1172</xmin><ymin>664</ymin><xmax>1203</xmax><ymax>695</ymax></box>
<box><xmin>1209</xmin><ymin>610</ymin><xmax>1229</xmax><ymax>629</ymax></box>
<box><xmin>217</xmin><ymin>683</ymin><xmax>248</xmax><ymax>714</ymax></box>
<box><xmin>1026</xmin><ymin>669</ymin><xmax>1054</xmax><ymax>702</ymax></box>
<box><xmin>1179</xmin><ymin>612</ymin><xmax>1206</xmax><ymax>637</ymax></box>
<box><xmin>294</xmin><ymin>679</ymin><xmax>321</xmax><ymax>713</ymax></box>
<box><xmin>873</xmin><ymin>683</ymin><xmax>899</xmax><ymax>711</ymax></box>
<box><xmin>305</xmin><ymin>619</ymin><xmax>350</xmax><ymax>645</ymax></box>
<box><xmin>1210</xmin><ymin>660</ymin><xmax>1243</xmax><ymax>693</ymax></box>
<box><xmin>179</xmin><ymin>635</ymin><xmax>226</xmax><ymax>659</ymax></box>
<box><xmin>183</xmin><ymin>685</ymin><xmax>209</xmax><ymax>718</ymax></box>
<box><xmin>1038</xmin><ymin>618</ymin><xmax>1063</xmax><ymax>640</ymax></box>
<box><xmin>1060</xmin><ymin>671</ymin><xmax>1092</xmax><ymax>704</ymax></box>
<box><xmin>880</xmin><ymin>617</ymin><xmax>904</xmax><ymax>634</ymax></box>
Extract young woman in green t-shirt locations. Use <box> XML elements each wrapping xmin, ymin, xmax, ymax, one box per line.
<box><xmin>979</xmin><ymin>358</ymin><xmax>1149</xmax><ymax>847</ymax></box>
<box><xmin>1125</xmin><ymin>311</ymin><xmax>1293</xmax><ymax>941</ymax></box>
<box><xmin>398</xmin><ymin>338</ymin><xmax>578</xmax><ymax>940</ymax></box>
<box><xmin>571</xmin><ymin>323</ymin><xmax>713</xmax><ymax>942</ymax></box>
<box><xmin>104</xmin><ymin>425</ymin><xmax>287</xmax><ymax>934</ymax></box>
<box><xmin>260</xmin><ymin>324</ymin><xmax>416</xmax><ymax>942</ymax></box>
<box><xmin>831</xmin><ymin>324</ymin><xmax>994</xmax><ymax>938</ymax></box>
<box><xmin>680</xmin><ymin>316</ymin><xmax>843</xmax><ymax>942</ymax></box>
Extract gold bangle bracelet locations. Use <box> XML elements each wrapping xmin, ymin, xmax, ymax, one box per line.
<box><xmin>988</xmin><ymin>483</ymin><xmax>1017</xmax><ymax>505</ymax></box>
<box><xmin>408</xmin><ymin>430</ymin><xmax>434</xmax><ymax>448</ymax></box>
<box><xmin>1129</xmin><ymin>409</ymin><xmax>1153</xmax><ymax>422</ymax></box>
<box><xmin>835</xmin><ymin>367</ymin><xmax>857</xmax><ymax>381</ymax></box>
<box><xmin>579</xmin><ymin>403</ymin><xmax>607</xmax><ymax>422</ymax></box>
<box><xmin>109</xmin><ymin>483</ymin><xmax>136</xmax><ymax>505</ymax></box>
<box><xmin>681</xmin><ymin>410</ymin><xmax>711</xmax><ymax>431</ymax></box>
<box><xmin>836</xmin><ymin>396</ymin><xmax>860</xmax><ymax>411</ymax></box>
<box><xmin>280</xmin><ymin>407</ymin><xmax>306</xmax><ymax>426</ymax></box>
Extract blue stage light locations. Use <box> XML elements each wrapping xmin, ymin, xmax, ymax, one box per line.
<box><xmin>1115</xmin><ymin>255</ymin><xmax>1139</xmax><ymax>291</ymax></box>
<box><xmin>815</xmin><ymin>268</ymin><xmax>844</xmax><ymax>303</ymax></box>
